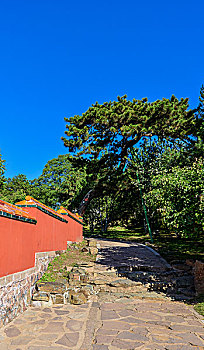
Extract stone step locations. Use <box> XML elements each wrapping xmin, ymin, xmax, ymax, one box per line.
<box><xmin>31</xmin><ymin>240</ymin><xmax>196</xmax><ymax>307</ymax></box>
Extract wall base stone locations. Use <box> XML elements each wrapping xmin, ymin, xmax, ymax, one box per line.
<box><xmin>0</xmin><ymin>250</ymin><xmax>61</xmax><ymax>327</ymax></box>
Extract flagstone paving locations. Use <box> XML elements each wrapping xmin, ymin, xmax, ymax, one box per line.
<box><xmin>0</xmin><ymin>239</ymin><xmax>204</xmax><ymax>349</ymax></box>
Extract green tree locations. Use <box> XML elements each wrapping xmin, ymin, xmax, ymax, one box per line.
<box><xmin>32</xmin><ymin>154</ymin><xmax>87</xmax><ymax>209</ymax></box>
<box><xmin>0</xmin><ymin>174</ymin><xmax>32</xmax><ymax>203</ymax></box>
<box><xmin>144</xmin><ymin>160</ymin><xmax>204</xmax><ymax>238</ymax></box>
<box><xmin>129</xmin><ymin>135</ymin><xmax>204</xmax><ymax>238</ymax></box>
<box><xmin>0</xmin><ymin>153</ymin><xmax>6</xmax><ymax>191</ymax></box>
<box><xmin>62</xmin><ymin>95</ymin><xmax>195</xmax><ymax>214</ymax></box>
<box><xmin>193</xmin><ymin>84</ymin><xmax>204</xmax><ymax>157</ymax></box>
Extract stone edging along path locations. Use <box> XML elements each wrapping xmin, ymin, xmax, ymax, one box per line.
<box><xmin>0</xmin><ymin>239</ymin><xmax>203</xmax><ymax>349</ymax></box>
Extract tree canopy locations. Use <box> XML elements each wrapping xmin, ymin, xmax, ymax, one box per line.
<box><xmin>32</xmin><ymin>154</ymin><xmax>87</xmax><ymax>208</ymax></box>
<box><xmin>0</xmin><ymin>174</ymin><xmax>32</xmax><ymax>203</ymax></box>
<box><xmin>0</xmin><ymin>153</ymin><xmax>5</xmax><ymax>190</ymax></box>
<box><xmin>62</xmin><ymin>95</ymin><xmax>195</xmax><ymax>165</ymax></box>
<box><xmin>62</xmin><ymin>95</ymin><xmax>196</xmax><ymax>213</ymax></box>
<box><xmin>129</xmin><ymin>137</ymin><xmax>204</xmax><ymax>238</ymax></box>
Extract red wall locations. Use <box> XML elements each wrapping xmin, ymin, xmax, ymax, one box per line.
<box><xmin>0</xmin><ymin>217</ymin><xmax>35</xmax><ymax>277</ymax></box>
<box><xmin>67</xmin><ymin>214</ymin><xmax>83</xmax><ymax>242</ymax></box>
<box><xmin>25</xmin><ymin>208</ymin><xmax>83</xmax><ymax>252</ymax></box>
<box><xmin>27</xmin><ymin>207</ymin><xmax>69</xmax><ymax>253</ymax></box>
<box><xmin>0</xmin><ymin>207</ymin><xmax>83</xmax><ymax>278</ymax></box>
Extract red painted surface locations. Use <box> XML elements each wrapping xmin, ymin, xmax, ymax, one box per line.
<box><xmin>67</xmin><ymin>214</ymin><xmax>83</xmax><ymax>242</ymax></box>
<box><xmin>0</xmin><ymin>217</ymin><xmax>35</xmax><ymax>278</ymax></box>
<box><xmin>0</xmin><ymin>200</ymin><xmax>83</xmax><ymax>278</ymax></box>
<box><xmin>56</xmin><ymin>206</ymin><xmax>83</xmax><ymax>242</ymax></box>
<box><xmin>26</xmin><ymin>207</ymin><xmax>68</xmax><ymax>253</ymax></box>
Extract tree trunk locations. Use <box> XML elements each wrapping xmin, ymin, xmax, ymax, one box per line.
<box><xmin>77</xmin><ymin>188</ymin><xmax>97</xmax><ymax>216</ymax></box>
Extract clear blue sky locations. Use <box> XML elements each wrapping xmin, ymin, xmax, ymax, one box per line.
<box><xmin>0</xmin><ymin>0</ymin><xmax>203</xmax><ymax>179</ymax></box>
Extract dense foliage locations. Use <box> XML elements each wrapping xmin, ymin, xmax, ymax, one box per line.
<box><xmin>0</xmin><ymin>153</ymin><xmax>5</xmax><ymax>191</ymax></box>
<box><xmin>32</xmin><ymin>155</ymin><xmax>87</xmax><ymax>208</ymax></box>
<box><xmin>147</xmin><ymin>160</ymin><xmax>203</xmax><ymax>238</ymax></box>
<box><xmin>0</xmin><ymin>174</ymin><xmax>33</xmax><ymax>203</ymax></box>
<box><xmin>0</xmin><ymin>155</ymin><xmax>86</xmax><ymax>209</ymax></box>
<box><xmin>62</xmin><ymin>95</ymin><xmax>194</xmax><ymax>165</ymax></box>
<box><xmin>129</xmin><ymin>138</ymin><xmax>204</xmax><ymax>238</ymax></box>
<box><xmin>62</xmin><ymin>95</ymin><xmax>196</xmax><ymax>214</ymax></box>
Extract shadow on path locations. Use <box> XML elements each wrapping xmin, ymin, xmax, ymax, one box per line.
<box><xmin>95</xmin><ymin>241</ymin><xmax>195</xmax><ymax>302</ymax></box>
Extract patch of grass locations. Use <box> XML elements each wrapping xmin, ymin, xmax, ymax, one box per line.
<box><xmin>194</xmin><ymin>296</ymin><xmax>204</xmax><ymax>317</ymax></box>
<box><xmin>84</xmin><ymin>227</ymin><xmax>148</xmax><ymax>242</ymax></box>
<box><xmin>38</xmin><ymin>240</ymin><xmax>95</xmax><ymax>283</ymax></box>
<box><xmin>39</xmin><ymin>271</ymin><xmax>57</xmax><ymax>282</ymax></box>
<box><xmin>72</xmin><ymin>263</ymin><xmax>79</xmax><ymax>267</ymax></box>
<box><xmin>194</xmin><ymin>303</ymin><xmax>204</xmax><ymax>316</ymax></box>
<box><xmin>152</xmin><ymin>235</ymin><xmax>204</xmax><ymax>264</ymax></box>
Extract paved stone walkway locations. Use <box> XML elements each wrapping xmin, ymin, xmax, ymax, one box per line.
<box><xmin>0</xmin><ymin>239</ymin><xmax>204</xmax><ymax>350</ymax></box>
<box><xmin>95</xmin><ymin>240</ymin><xmax>170</xmax><ymax>271</ymax></box>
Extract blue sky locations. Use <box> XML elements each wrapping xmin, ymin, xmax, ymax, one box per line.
<box><xmin>0</xmin><ymin>0</ymin><xmax>203</xmax><ymax>179</ymax></box>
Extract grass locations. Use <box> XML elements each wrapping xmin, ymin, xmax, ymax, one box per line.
<box><xmin>152</xmin><ymin>235</ymin><xmax>204</xmax><ymax>264</ymax></box>
<box><xmin>194</xmin><ymin>300</ymin><xmax>204</xmax><ymax>316</ymax></box>
<box><xmin>84</xmin><ymin>226</ymin><xmax>148</xmax><ymax>242</ymax></box>
<box><xmin>38</xmin><ymin>240</ymin><xmax>96</xmax><ymax>283</ymax></box>
<box><xmin>193</xmin><ymin>295</ymin><xmax>204</xmax><ymax>317</ymax></box>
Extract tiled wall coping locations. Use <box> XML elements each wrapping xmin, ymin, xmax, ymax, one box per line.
<box><xmin>61</xmin><ymin>212</ymin><xmax>83</xmax><ymax>225</ymax></box>
<box><xmin>17</xmin><ymin>205</ymin><xmax>68</xmax><ymax>223</ymax></box>
<box><xmin>0</xmin><ymin>211</ymin><xmax>37</xmax><ymax>223</ymax></box>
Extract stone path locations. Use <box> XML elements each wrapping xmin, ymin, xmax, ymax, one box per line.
<box><xmin>96</xmin><ymin>240</ymin><xmax>169</xmax><ymax>271</ymax></box>
<box><xmin>0</xmin><ymin>239</ymin><xmax>204</xmax><ymax>350</ymax></box>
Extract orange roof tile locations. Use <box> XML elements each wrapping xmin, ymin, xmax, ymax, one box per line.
<box><xmin>57</xmin><ymin>206</ymin><xmax>83</xmax><ymax>222</ymax></box>
<box><xmin>0</xmin><ymin>199</ymin><xmax>36</xmax><ymax>222</ymax></box>
<box><xmin>16</xmin><ymin>196</ymin><xmax>67</xmax><ymax>222</ymax></box>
